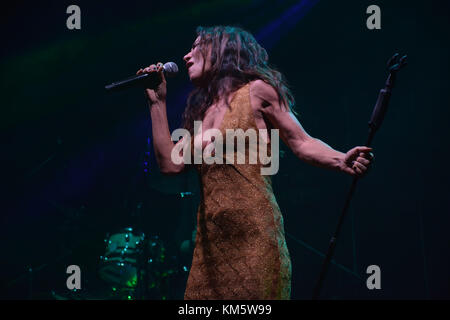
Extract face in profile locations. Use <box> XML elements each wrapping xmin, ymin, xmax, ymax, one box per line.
<box><xmin>183</xmin><ymin>36</ymin><xmax>212</xmax><ymax>86</ymax></box>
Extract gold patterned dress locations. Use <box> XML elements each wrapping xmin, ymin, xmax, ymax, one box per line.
<box><xmin>184</xmin><ymin>83</ymin><xmax>292</xmax><ymax>300</ymax></box>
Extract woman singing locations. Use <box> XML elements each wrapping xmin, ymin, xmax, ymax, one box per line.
<box><xmin>136</xmin><ymin>26</ymin><xmax>373</xmax><ymax>300</ymax></box>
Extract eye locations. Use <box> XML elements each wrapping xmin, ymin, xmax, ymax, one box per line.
<box><xmin>192</xmin><ymin>39</ymin><xmax>204</xmax><ymax>50</ymax></box>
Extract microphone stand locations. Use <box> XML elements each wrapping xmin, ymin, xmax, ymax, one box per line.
<box><xmin>312</xmin><ymin>53</ymin><xmax>407</xmax><ymax>300</ymax></box>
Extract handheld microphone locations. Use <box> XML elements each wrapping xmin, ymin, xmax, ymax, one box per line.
<box><xmin>105</xmin><ymin>62</ymin><xmax>178</xmax><ymax>92</ymax></box>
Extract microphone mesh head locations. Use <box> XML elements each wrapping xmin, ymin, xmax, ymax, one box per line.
<box><xmin>163</xmin><ymin>62</ymin><xmax>179</xmax><ymax>77</ymax></box>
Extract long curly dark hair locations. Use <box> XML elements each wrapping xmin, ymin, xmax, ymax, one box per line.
<box><xmin>182</xmin><ymin>25</ymin><xmax>297</xmax><ymax>134</ymax></box>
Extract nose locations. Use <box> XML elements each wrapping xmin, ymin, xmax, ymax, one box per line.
<box><xmin>183</xmin><ymin>51</ymin><xmax>192</xmax><ymax>63</ymax></box>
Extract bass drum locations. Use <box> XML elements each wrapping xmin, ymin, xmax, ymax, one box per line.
<box><xmin>98</xmin><ymin>227</ymin><xmax>145</xmax><ymax>288</ymax></box>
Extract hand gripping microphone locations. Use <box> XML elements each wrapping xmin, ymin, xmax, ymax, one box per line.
<box><xmin>105</xmin><ymin>62</ymin><xmax>178</xmax><ymax>92</ymax></box>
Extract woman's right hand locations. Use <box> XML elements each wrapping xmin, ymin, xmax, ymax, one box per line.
<box><xmin>136</xmin><ymin>62</ymin><xmax>167</xmax><ymax>105</ymax></box>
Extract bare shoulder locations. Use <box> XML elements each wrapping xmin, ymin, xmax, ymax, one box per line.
<box><xmin>249</xmin><ymin>79</ymin><xmax>279</xmax><ymax>105</ymax></box>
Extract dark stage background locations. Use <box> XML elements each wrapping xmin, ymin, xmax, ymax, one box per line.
<box><xmin>1</xmin><ymin>0</ymin><xmax>449</xmax><ymax>299</ymax></box>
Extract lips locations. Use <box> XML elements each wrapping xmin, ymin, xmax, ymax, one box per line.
<box><xmin>186</xmin><ymin>62</ymin><xmax>194</xmax><ymax>70</ymax></box>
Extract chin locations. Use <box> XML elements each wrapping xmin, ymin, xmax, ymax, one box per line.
<box><xmin>191</xmin><ymin>72</ymin><xmax>210</xmax><ymax>87</ymax></box>
<box><xmin>190</xmin><ymin>75</ymin><xmax>204</xmax><ymax>87</ymax></box>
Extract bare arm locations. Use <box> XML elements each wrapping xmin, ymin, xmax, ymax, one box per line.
<box><xmin>250</xmin><ymin>80</ymin><xmax>373</xmax><ymax>176</ymax></box>
<box><xmin>137</xmin><ymin>63</ymin><xmax>186</xmax><ymax>175</ymax></box>
<box><xmin>148</xmin><ymin>101</ymin><xmax>187</xmax><ymax>174</ymax></box>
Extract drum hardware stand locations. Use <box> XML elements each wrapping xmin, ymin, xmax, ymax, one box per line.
<box><xmin>312</xmin><ymin>53</ymin><xmax>407</xmax><ymax>300</ymax></box>
<box><xmin>134</xmin><ymin>232</ymin><xmax>150</xmax><ymax>300</ymax></box>
<box><xmin>130</xmin><ymin>138</ymin><xmax>156</xmax><ymax>300</ymax></box>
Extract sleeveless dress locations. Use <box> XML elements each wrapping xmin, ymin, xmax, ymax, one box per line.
<box><xmin>184</xmin><ymin>83</ymin><xmax>292</xmax><ymax>300</ymax></box>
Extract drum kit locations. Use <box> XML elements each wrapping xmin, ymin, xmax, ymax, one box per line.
<box><xmin>95</xmin><ymin>227</ymin><xmax>188</xmax><ymax>300</ymax></box>
<box><xmin>38</xmin><ymin>225</ymin><xmax>190</xmax><ymax>300</ymax></box>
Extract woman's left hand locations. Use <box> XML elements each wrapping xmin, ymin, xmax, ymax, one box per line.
<box><xmin>341</xmin><ymin>146</ymin><xmax>374</xmax><ymax>177</ymax></box>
